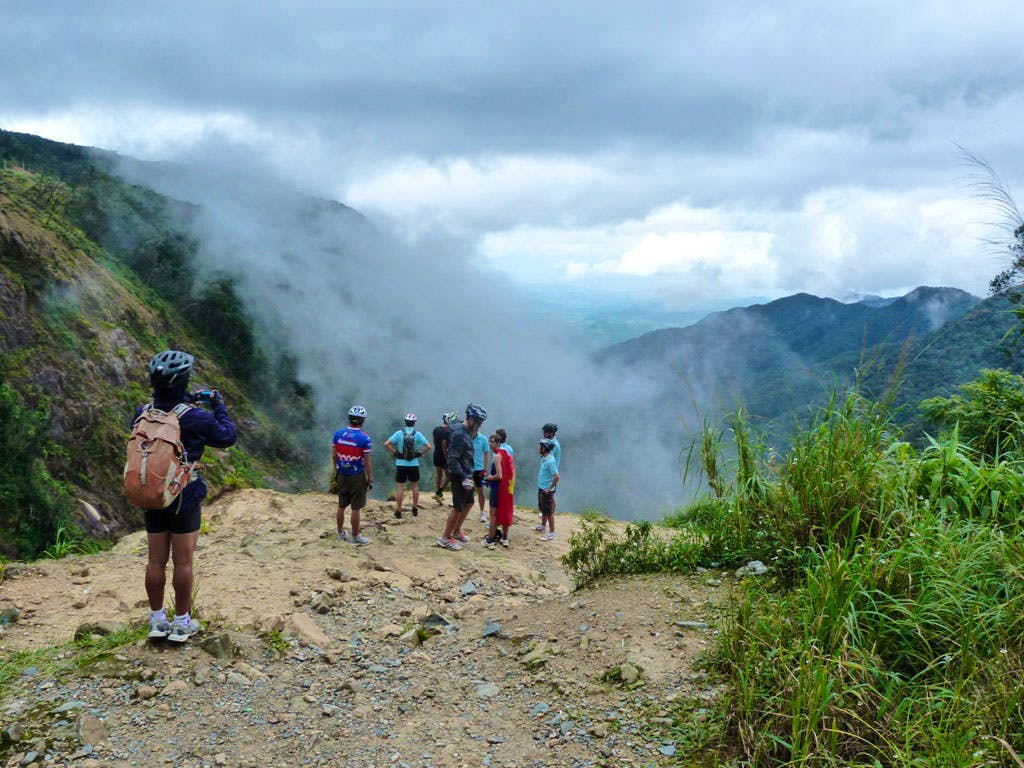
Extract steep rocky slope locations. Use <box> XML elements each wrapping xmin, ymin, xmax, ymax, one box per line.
<box><xmin>0</xmin><ymin>162</ymin><xmax>305</xmax><ymax>557</ymax></box>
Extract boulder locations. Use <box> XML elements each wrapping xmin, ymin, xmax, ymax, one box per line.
<box><xmin>289</xmin><ymin>613</ymin><xmax>330</xmax><ymax>647</ymax></box>
<box><xmin>74</xmin><ymin>620</ymin><xmax>123</xmax><ymax>641</ymax></box>
<box><xmin>199</xmin><ymin>633</ymin><xmax>234</xmax><ymax>660</ymax></box>
<box><xmin>76</xmin><ymin>714</ymin><xmax>107</xmax><ymax>745</ymax></box>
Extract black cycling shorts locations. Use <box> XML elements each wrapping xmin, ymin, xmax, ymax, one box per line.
<box><xmin>473</xmin><ymin>470</ymin><xmax>485</xmax><ymax>488</ymax></box>
<box><xmin>145</xmin><ymin>502</ymin><xmax>201</xmax><ymax>535</ymax></box>
<box><xmin>452</xmin><ymin>478</ymin><xmax>475</xmax><ymax>511</ymax></box>
<box><xmin>396</xmin><ymin>465</ymin><xmax>421</xmax><ymax>483</ymax></box>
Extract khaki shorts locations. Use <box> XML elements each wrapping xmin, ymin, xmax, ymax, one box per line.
<box><xmin>337</xmin><ymin>472</ymin><xmax>369</xmax><ymax>510</ymax></box>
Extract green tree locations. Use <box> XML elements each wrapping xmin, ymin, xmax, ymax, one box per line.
<box><xmin>920</xmin><ymin>368</ymin><xmax>1024</xmax><ymax>455</ymax></box>
<box><xmin>0</xmin><ymin>377</ymin><xmax>73</xmax><ymax>559</ymax></box>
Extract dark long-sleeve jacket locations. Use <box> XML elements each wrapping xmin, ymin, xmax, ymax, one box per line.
<box><xmin>446</xmin><ymin>422</ymin><xmax>475</xmax><ymax>481</ymax></box>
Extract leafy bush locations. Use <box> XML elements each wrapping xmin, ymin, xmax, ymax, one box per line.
<box><xmin>567</xmin><ymin>385</ymin><xmax>1024</xmax><ymax>766</ymax></box>
<box><xmin>920</xmin><ymin>368</ymin><xmax>1024</xmax><ymax>456</ymax></box>
<box><xmin>0</xmin><ymin>378</ymin><xmax>74</xmax><ymax>559</ymax></box>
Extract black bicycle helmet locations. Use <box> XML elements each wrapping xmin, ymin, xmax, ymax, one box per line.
<box><xmin>148</xmin><ymin>350</ymin><xmax>194</xmax><ymax>388</ymax></box>
<box><xmin>466</xmin><ymin>403</ymin><xmax>488</xmax><ymax>422</ymax></box>
<box><xmin>542</xmin><ymin>422</ymin><xmax>558</xmax><ymax>433</ymax></box>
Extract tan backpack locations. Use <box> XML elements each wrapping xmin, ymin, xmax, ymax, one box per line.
<box><xmin>124</xmin><ymin>403</ymin><xmax>196</xmax><ymax>510</ymax></box>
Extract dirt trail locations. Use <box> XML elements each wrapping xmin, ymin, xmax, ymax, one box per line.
<box><xmin>1</xmin><ymin>490</ymin><xmax>727</xmax><ymax>768</ymax></box>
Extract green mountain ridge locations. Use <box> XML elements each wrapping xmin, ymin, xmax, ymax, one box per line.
<box><xmin>599</xmin><ymin>285</ymin><xmax>1018</xmax><ymax>438</ymax></box>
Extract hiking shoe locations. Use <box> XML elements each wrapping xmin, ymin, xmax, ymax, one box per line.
<box><xmin>351</xmin><ymin>534</ymin><xmax>371</xmax><ymax>546</ymax></box>
<box><xmin>394</xmin><ymin>508</ymin><xmax>402</xmax><ymax>519</ymax></box>
<box><xmin>148</xmin><ymin>618</ymin><xmax>172</xmax><ymax>639</ymax></box>
<box><xmin>499</xmin><ymin>537</ymin><xmax>510</xmax><ymax>548</ymax></box>
<box><xmin>452</xmin><ymin>532</ymin><xmax>469</xmax><ymax>543</ymax></box>
<box><xmin>412</xmin><ymin>506</ymin><xmax>419</xmax><ymax>517</ymax></box>
<box><xmin>336</xmin><ymin>530</ymin><xmax>349</xmax><ymax>542</ymax></box>
<box><xmin>167</xmin><ymin>619</ymin><xmax>201</xmax><ymax>643</ymax></box>
<box><xmin>437</xmin><ymin>537</ymin><xmax>462</xmax><ymax>551</ymax></box>
<box><xmin>479</xmin><ymin>511</ymin><xmax>487</xmax><ymax>523</ymax></box>
<box><xmin>533</xmin><ymin>524</ymin><xmax>546</xmax><ymax>532</ymax></box>
<box><xmin>539</xmin><ymin>532</ymin><xmax>555</xmax><ymax>541</ymax></box>
<box><xmin>483</xmin><ymin>536</ymin><xmax>496</xmax><ymax>550</ymax></box>
<box><xmin>433</xmin><ymin>492</ymin><xmax>443</xmax><ymax>503</ymax></box>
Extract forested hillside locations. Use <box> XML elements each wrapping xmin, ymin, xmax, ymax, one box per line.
<box><xmin>0</xmin><ymin>130</ymin><xmax>316</xmax><ymax>559</ymax></box>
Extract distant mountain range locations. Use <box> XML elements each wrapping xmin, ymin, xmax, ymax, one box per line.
<box><xmin>598</xmin><ymin>286</ymin><xmax>1021</xmax><ymax>439</ymax></box>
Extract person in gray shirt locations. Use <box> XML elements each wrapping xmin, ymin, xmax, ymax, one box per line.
<box><xmin>438</xmin><ymin>403</ymin><xmax>487</xmax><ymax>551</ymax></box>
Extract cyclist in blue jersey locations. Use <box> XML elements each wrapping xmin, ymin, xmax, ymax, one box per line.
<box><xmin>333</xmin><ymin>405</ymin><xmax>374</xmax><ymax>545</ymax></box>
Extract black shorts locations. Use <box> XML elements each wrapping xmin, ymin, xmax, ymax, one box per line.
<box><xmin>337</xmin><ymin>472</ymin><xmax>369</xmax><ymax>510</ymax></box>
<box><xmin>145</xmin><ymin>502</ymin><xmax>202</xmax><ymax>535</ymax></box>
<box><xmin>433</xmin><ymin>453</ymin><xmax>447</xmax><ymax>468</ymax></box>
<box><xmin>452</xmin><ymin>478</ymin><xmax>475</xmax><ymax>511</ymax></box>
<box><xmin>473</xmin><ymin>470</ymin><xmax>485</xmax><ymax>488</ymax></box>
<box><xmin>538</xmin><ymin>490</ymin><xmax>554</xmax><ymax>516</ymax></box>
<box><xmin>396</xmin><ymin>465</ymin><xmax>421</xmax><ymax>483</ymax></box>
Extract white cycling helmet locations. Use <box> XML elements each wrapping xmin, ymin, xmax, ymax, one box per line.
<box><xmin>405</xmin><ymin>412</ymin><xmax>417</xmax><ymax>425</ymax></box>
<box><xmin>348</xmin><ymin>405</ymin><xmax>367</xmax><ymax>420</ymax></box>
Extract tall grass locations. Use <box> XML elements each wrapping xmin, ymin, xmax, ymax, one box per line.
<box><xmin>563</xmin><ymin>390</ymin><xmax>1024</xmax><ymax>766</ymax></box>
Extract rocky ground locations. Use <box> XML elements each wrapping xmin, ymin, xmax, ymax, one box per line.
<box><xmin>0</xmin><ymin>490</ymin><xmax>728</xmax><ymax>767</ymax></box>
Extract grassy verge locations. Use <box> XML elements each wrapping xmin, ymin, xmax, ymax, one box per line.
<box><xmin>0</xmin><ymin>623</ymin><xmax>147</xmax><ymax>700</ymax></box>
<box><xmin>562</xmin><ymin>391</ymin><xmax>1024</xmax><ymax>766</ymax></box>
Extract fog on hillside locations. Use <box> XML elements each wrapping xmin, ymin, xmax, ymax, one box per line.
<box><xmin>116</xmin><ymin>160</ymin><xmax>702</xmax><ymax>520</ymax></box>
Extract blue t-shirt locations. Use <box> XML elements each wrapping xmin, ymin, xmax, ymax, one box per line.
<box><xmin>500</xmin><ymin>442</ymin><xmax>514</xmax><ymax>457</ymax></box>
<box><xmin>550</xmin><ymin>437</ymin><xmax>561</xmax><ymax>471</ymax></box>
<box><xmin>473</xmin><ymin>433</ymin><xmax>489</xmax><ymax>471</ymax></box>
<box><xmin>333</xmin><ymin>427</ymin><xmax>372</xmax><ymax>475</ymax></box>
<box><xmin>388</xmin><ymin>427</ymin><xmax>429</xmax><ymax>467</ymax></box>
<box><xmin>538</xmin><ymin>453</ymin><xmax>558</xmax><ymax>490</ymax></box>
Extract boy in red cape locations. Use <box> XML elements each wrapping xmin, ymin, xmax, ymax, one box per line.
<box><xmin>484</xmin><ymin>434</ymin><xmax>515</xmax><ymax>548</ymax></box>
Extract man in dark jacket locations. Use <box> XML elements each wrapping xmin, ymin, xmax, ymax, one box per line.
<box><xmin>132</xmin><ymin>350</ymin><xmax>236</xmax><ymax>643</ymax></box>
<box><xmin>438</xmin><ymin>403</ymin><xmax>486</xmax><ymax>551</ymax></box>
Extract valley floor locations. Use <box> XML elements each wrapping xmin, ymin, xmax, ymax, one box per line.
<box><xmin>1</xmin><ymin>490</ymin><xmax>726</xmax><ymax>767</ymax></box>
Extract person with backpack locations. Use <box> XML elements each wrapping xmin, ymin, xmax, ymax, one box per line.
<box><xmin>431</xmin><ymin>412</ymin><xmax>456</xmax><ymax>504</ymax></box>
<box><xmin>127</xmin><ymin>350</ymin><xmax>236</xmax><ymax>644</ymax></box>
<box><xmin>333</xmin><ymin>405</ymin><xmax>374</xmax><ymax>545</ymax></box>
<box><xmin>439</xmin><ymin>403</ymin><xmax>487</xmax><ymax>551</ymax></box>
<box><xmin>385</xmin><ymin>413</ymin><xmax>432</xmax><ymax>519</ymax></box>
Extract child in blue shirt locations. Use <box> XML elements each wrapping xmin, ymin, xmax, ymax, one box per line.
<box><xmin>535</xmin><ymin>438</ymin><xmax>560</xmax><ymax>541</ymax></box>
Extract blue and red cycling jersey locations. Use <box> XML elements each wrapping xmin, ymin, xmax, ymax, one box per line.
<box><xmin>333</xmin><ymin>427</ymin><xmax>372</xmax><ymax>475</ymax></box>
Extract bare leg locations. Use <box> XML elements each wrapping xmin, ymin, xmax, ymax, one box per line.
<box><xmin>351</xmin><ymin>507</ymin><xmax>362</xmax><ymax>537</ymax></box>
<box><xmin>443</xmin><ymin>507</ymin><xmax>459</xmax><ymax>540</ymax></box>
<box><xmin>170</xmin><ymin>531</ymin><xmax>199</xmax><ymax>616</ymax></box>
<box><xmin>411</xmin><ymin>483</ymin><xmax>419</xmax><ymax>509</ymax></box>
<box><xmin>395</xmin><ymin>484</ymin><xmax>405</xmax><ymax>514</ymax></box>
<box><xmin>488</xmin><ymin>505</ymin><xmax>498</xmax><ymax>541</ymax></box>
<box><xmin>336</xmin><ymin>505</ymin><xmax>348</xmax><ymax>534</ymax></box>
<box><xmin>455</xmin><ymin>505</ymin><xmax>471</xmax><ymax>538</ymax></box>
<box><xmin>145</xmin><ymin>533</ymin><xmax>171</xmax><ymax>611</ymax></box>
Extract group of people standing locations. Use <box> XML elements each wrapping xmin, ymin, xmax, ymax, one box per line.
<box><xmin>331</xmin><ymin>404</ymin><xmax>561</xmax><ymax>552</ymax></box>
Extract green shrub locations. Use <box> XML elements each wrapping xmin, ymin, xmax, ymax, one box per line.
<box><xmin>0</xmin><ymin>378</ymin><xmax>74</xmax><ymax>559</ymax></box>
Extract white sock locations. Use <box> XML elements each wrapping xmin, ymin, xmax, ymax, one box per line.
<box><xmin>150</xmin><ymin>609</ymin><xmax>167</xmax><ymax>623</ymax></box>
<box><xmin>174</xmin><ymin>613</ymin><xmax>190</xmax><ymax>626</ymax></box>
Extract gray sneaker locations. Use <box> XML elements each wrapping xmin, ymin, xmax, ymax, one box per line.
<box><xmin>148</xmin><ymin>618</ymin><xmax>172</xmax><ymax>639</ymax></box>
<box><xmin>336</xmin><ymin>530</ymin><xmax>349</xmax><ymax>542</ymax></box>
<box><xmin>167</xmin><ymin>619</ymin><xmax>201</xmax><ymax>643</ymax></box>
<box><xmin>351</xmin><ymin>533</ymin><xmax>371</xmax><ymax>546</ymax></box>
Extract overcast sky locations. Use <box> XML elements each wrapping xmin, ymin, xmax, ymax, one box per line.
<box><xmin>4</xmin><ymin>1</ymin><xmax>1024</xmax><ymax>308</ymax></box>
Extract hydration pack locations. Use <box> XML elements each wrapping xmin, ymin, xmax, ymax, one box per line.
<box><xmin>402</xmin><ymin>429</ymin><xmax>417</xmax><ymax>461</ymax></box>
<box><xmin>124</xmin><ymin>403</ymin><xmax>195</xmax><ymax>509</ymax></box>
